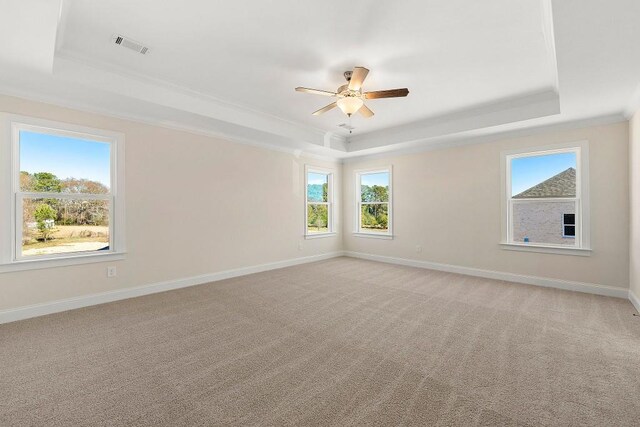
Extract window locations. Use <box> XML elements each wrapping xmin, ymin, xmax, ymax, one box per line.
<box><xmin>305</xmin><ymin>166</ymin><xmax>334</xmax><ymax>237</ymax></box>
<box><xmin>1</xmin><ymin>115</ymin><xmax>125</xmax><ymax>271</ymax></box>
<box><xmin>355</xmin><ymin>167</ymin><xmax>392</xmax><ymax>238</ymax></box>
<box><xmin>562</xmin><ymin>214</ymin><xmax>575</xmax><ymax>237</ymax></box>
<box><xmin>502</xmin><ymin>142</ymin><xmax>590</xmax><ymax>254</ymax></box>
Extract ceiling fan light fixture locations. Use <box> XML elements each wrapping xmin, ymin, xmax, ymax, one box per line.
<box><xmin>337</xmin><ymin>96</ymin><xmax>363</xmax><ymax>116</ymax></box>
<box><xmin>295</xmin><ymin>66</ymin><xmax>408</xmax><ymax>121</ymax></box>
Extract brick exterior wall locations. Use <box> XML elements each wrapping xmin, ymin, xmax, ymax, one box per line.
<box><xmin>512</xmin><ymin>201</ymin><xmax>575</xmax><ymax>245</ymax></box>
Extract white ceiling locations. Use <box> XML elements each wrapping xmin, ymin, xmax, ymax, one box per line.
<box><xmin>58</xmin><ymin>0</ymin><xmax>558</xmax><ymax>135</ymax></box>
<box><xmin>0</xmin><ymin>0</ymin><xmax>61</xmax><ymax>73</ymax></box>
<box><xmin>0</xmin><ymin>0</ymin><xmax>639</xmax><ymax>158</ymax></box>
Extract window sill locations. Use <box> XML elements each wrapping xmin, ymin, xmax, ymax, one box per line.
<box><xmin>499</xmin><ymin>242</ymin><xmax>591</xmax><ymax>257</ymax></box>
<box><xmin>0</xmin><ymin>252</ymin><xmax>126</xmax><ymax>273</ymax></box>
<box><xmin>353</xmin><ymin>232</ymin><xmax>394</xmax><ymax>240</ymax></box>
<box><xmin>305</xmin><ymin>232</ymin><xmax>337</xmax><ymax>240</ymax></box>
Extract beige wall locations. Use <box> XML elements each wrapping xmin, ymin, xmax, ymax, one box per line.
<box><xmin>343</xmin><ymin>122</ymin><xmax>630</xmax><ymax>289</ymax></box>
<box><xmin>0</xmin><ymin>95</ymin><xmax>341</xmax><ymax>310</ymax></box>
<box><xmin>630</xmin><ymin>111</ymin><xmax>640</xmax><ymax>299</ymax></box>
<box><xmin>0</xmin><ymin>94</ymin><xmax>632</xmax><ymax>313</ymax></box>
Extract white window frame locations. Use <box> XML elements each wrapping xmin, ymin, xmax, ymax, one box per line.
<box><xmin>562</xmin><ymin>213</ymin><xmax>576</xmax><ymax>238</ymax></box>
<box><xmin>500</xmin><ymin>141</ymin><xmax>590</xmax><ymax>256</ymax></box>
<box><xmin>0</xmin><ymin>114</ymin><xmax>126</xmax><ymax>272</ymax></box>
<box><xmin>304</xmin><ymin>165</ymin><xmax>336</xmax><ymax>239</ymax></box>
<box><xmin>353</xmin><ymin>166</ymin><xmax>393</xmax><ymax>239</ymax></box>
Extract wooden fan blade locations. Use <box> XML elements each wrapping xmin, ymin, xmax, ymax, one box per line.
<box><xmin>312</xmin><ymin>102</ymin><xmax>337</xmax><ymax>115</ymax></box>
<box><xmin>359</xmin><ymin>104</ymin><xmax>374</xmax><ymax>118</ymax></box>
<box><xmin>295</xmin><ymin>87</ymin><xmax>337</xmax><ymax>97</ymax></box>
<box><xmin>348</xmin><ymin>67</ymin><xmax>369</xmax><ymax>91</ymax></box>
<box><xmin>364</xmin><ymin>88</ymin><xmax>409</xmax><ymax>99</ymax></box>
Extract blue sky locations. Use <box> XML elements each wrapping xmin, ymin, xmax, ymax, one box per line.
<box><xmin>307</xmin><ymin>172</ymin><xmax>327</xmax><ymax>202</ymax></box>
<box><xmin>20</xmin><ymin>131</ymin><xmax>111</xmax><ymax>187</ymax></box>
<box><xmin>307</xmin><ymin>172</ymin><xmax>328</xmax><ymax>186</ymax></box>
<box><xmin>511</xmin><ymin>152</ymin><xmax>576</xmax><ymax>196</ymax></box>
<box><xmin>361</xmin><ymin>172</ymin><xmax>389</xmax><ymax>187</ymax></box>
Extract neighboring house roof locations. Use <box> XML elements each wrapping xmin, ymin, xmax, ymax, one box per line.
<box><xmin>513</xmin><ymin>167</ymin><xmax>576</xmax><ymax>198</ymax></box>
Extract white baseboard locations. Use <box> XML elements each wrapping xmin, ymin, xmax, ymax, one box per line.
<box><xmin>0</xmin><ymin>251</ymin><xmax>344</xmax><ymax>325</ymax></box>
<box><xmin>3</xmin><ymin>250</ymin><xmax>633</xmax><ymax>325</ymax></box>
<box><xmin>344</xmin><ymin>251</ymin><xmax>629</xmax><ymax>299</ymax></box>
<box><xmin>629</xmin><ymin>290</ymin><xmax>640</xmax><ymax>313</ymax></box>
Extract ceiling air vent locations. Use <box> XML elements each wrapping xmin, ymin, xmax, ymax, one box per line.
<box><xmin>112</xmin><ymin>34</ymin><xmax>150</xmax><ymax>55</ymax></box>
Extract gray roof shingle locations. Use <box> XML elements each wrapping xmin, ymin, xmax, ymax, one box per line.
<box><xmin>513</xmin><ymin>167</ymin><xmax>576</xmax><ymax>199</ymax></box>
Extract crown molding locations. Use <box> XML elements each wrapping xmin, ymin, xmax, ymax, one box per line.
<box><xmin>51</xmin><ymin>51</ymin><xmax>565</xmax><ymax>160</ymax></box>
<box><xmin>347</xmin><ymin>88</ymin><xmax>560</xmax><ymax>152</ymax></box>
<box><xmin>0</xmin><ymin>42</ymin><xmax>624</xmax><ymax>164</ymax></box>
<box><xmin>0</xmin><ymin>85</ymin><xmax>342</xmax><ymax>163</ymax></box>
<box><xmin>342</xmin><ymin>113</ymin><xmax>627</xmax><ymax>163</ymax></box>
<box><xmin>0</xmin><ymin>78</ymin><xmax>626</xmax><ymax>166</ymax></box>
<box><xmin>55</xmin><ymin>49</ymin><xmax>338</xmax><ymax>142</ymax></box>
<box><xmin>0</xmin><ymin>82</ymin><xmax>626</xmax><ymax>166</ymax></box>
<box><xmin>52</xmin><ymin>51</ymin><xmax>348</xmax><ymax>153</ymax></box>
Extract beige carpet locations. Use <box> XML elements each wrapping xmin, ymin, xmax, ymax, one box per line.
<box><xmin>1</xmin><ymin>257</ymin><xmax>639</xmax><ymax>426</ymax></box>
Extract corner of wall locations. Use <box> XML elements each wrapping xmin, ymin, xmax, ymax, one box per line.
<box><xmin>629</xmin><ymin>110</ymin><xmax>640</xmax><ymax>300</ymax></box>
<box><xmin>630</xmin><ymin>289</ymin><xmax>640</xmax><ymax>313</ymax></box>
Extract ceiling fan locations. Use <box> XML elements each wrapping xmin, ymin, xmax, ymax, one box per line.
<box><xmin>295</xmin><ymin>66</ymin><xmax>409</xmax><ymax>119</ymax></box>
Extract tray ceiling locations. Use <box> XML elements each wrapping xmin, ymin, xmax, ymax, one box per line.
<box><xmin>0</xmin><ymin>0</ymin><xmax>639</xmax><ymax>158</ymax></box>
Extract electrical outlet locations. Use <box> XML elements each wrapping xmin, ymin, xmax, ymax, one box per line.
<box><xmin>298</xmin><ymin>242</ymin><xmax>303</xmax><ymax>251</ymax></box>
<box><xmin>107</xmin><ymin>266</ymin><xmax>117</xmax><ymax>278</ymax></box>
<box><xmin>416</xmin><ymin>245</ymin><xmax>423</xmax><ymax>253</ymax></box>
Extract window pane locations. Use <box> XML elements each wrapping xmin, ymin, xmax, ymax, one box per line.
<box><xmin>20</xmin><ymin>130</ymin><xmax>111</xmax><ymax>193</ymax></box>
<box><xmin>22</xmin><ymin>198</ymin><xmax>110</xmax><ymax>257</ymax></box>
<box><xmin>307</xmin><ymin>204</ymin><xmax>328</xmax><ymax>233</ymax></box>
<box><xmin>360</xmin><ymin>203</ymin><xmax>389</xmax><ymax>233</ymax></box>
<box><xmin>564</xmin><ymin>226</ymin><xmax>576</xmax><ymax>237</ymax></box>
<box><xmin>307</xmin><ymin>172</ymin><xmax>328</xmax><ymax>202</ymax></box>
<box><xmin>563</xmin><ymin>213</ymin><xmax>575</xmax><ymax>225</ymax></box>
<box><xmin>512</xmin><ymin>201</ymin><xmax>575</xmax><ymax>245</ymax></box>
<box><xmin>360</xmin><ymin>172</ymin><xmax>389</xmax><ymax>202</ymax></box>
<box><xmin>511</xmin><ymin>152</ymin><xmax>576</xmax><ymax>198</ymax></box>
